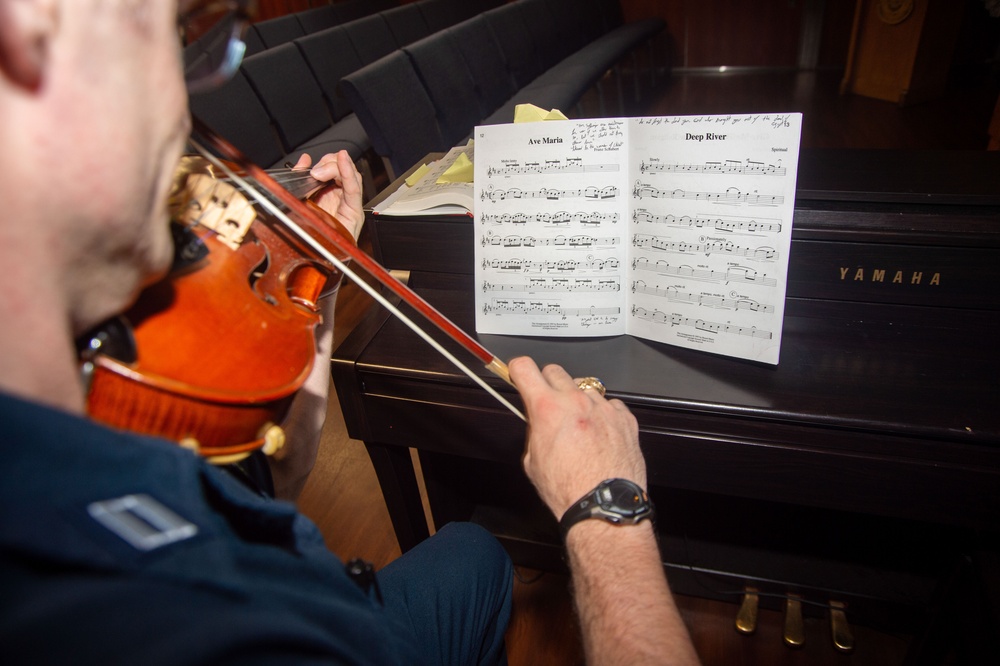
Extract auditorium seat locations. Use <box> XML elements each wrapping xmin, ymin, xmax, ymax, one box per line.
<box><xmin>190</xmin><ymin>0</ymin><xmax>666</xmax><ymax>188</ymax></box>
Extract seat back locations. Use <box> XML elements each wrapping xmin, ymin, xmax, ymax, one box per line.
<box><xmin>294</xmin><ymin>26</ymin><xmax>365</xmax><ymax>122</ymax></box>
<box><xmin>187</xmin><ymin>70</ymin><xmax>284</xmax><ymax>167</ymax></box>
<box><xmin>343</xmin><ymin>14</ymin><xmax>398</xmax><ymax>66</ymax></box>
<box><xmin>341</xmin><ymin>50</ymin><xmax>446</xmax><ymax>177</ymax></box>
<box><xmin>295</xmin><ymin>5</ymin><xmax>339</xmax><ymax>34</ymax></box>
<box><xmin>443</xmin><ymin>16</ymin><xmax>516</xmax><ymax>118</ymax></box>
<box><xmin>405</xmin><ymin>34</ymin><xmax>482</xmax><ymax>146</ymax></box>
<box><xmin>253</xmin><ymin>14</ymin><xmax>306</xmax><ymax>49</ymax></box>
<box><xmin>381</xmin><ymin>4</ymin><xmax>431</xmax><ymax>48</ymax></box>
<box><xmin>240</xmin><ymin>43</ymin><xmax>332</xmax><ymax>152</ymax></box>
<box><xmin>481</xmin><ymin>4</ymin><xmax>542</xmax><ymax>89</ymax></box>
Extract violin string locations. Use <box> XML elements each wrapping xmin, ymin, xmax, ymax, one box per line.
<box><xmin>220</xmin><ymin>169</ymin><xmax>319</xmax><ymax>201</ymax></box>
<box><xmin>190</xmin><ymin>140</ymin><xmax>527</xmax><ymax>422</ymax></box>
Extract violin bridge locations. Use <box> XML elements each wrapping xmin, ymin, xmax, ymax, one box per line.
<box><xmin>179</xmin><ymin>173</ymin><xmax>256</xmax><ymax>250</ymax></box>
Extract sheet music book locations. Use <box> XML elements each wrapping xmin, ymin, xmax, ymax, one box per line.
<box><xmin>372</xmin><ymin>143</ymin><xmax>474</xmax><ymax>217</ymax></box>
<box><xmin>473</xmin><ymin>113</ymin><xmax>802</xmax><ymax>365</ymax></box>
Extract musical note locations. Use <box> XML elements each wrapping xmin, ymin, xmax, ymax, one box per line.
<box><xmin>631</xmin><ymin>306</ymin><xmax>773</xmax><ymax>339</ymax></box>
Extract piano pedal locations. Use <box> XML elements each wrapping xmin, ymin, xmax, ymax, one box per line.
<box><xmin>829</xmin><ymin>600</ymin><xmax>855</xmax><ymax>653</ymax></box>
<box><xmin>735</xmin><ymin>586</ymin><xmax>759</xmax><ymax>635</ymax></box>
<box><xmin>783</xmin><ymin>594</ymin><xmax>805</xmax><ymax>648</ymax></box>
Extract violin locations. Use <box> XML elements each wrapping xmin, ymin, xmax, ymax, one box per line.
<box><xmin>79</xmin><ymin>122</ymin><xmax>521</xmax><ymax>464</ymax></box>
<box><xmin>79</xmin><ymin>153</ymin><xmax>354</xmax><ymax>463</ymax></box>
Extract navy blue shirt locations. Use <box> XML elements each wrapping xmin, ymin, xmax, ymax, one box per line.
<box><xmin>0</xmin><ymin>392</ymin><xmax>422</xmax><ymax>664</ymax></box>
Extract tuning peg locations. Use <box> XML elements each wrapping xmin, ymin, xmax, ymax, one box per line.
<box><xmin>829</xmin><ymin>600</ymin><xmax>855</xmax><ymax>653</ymax></box>
<box><xmin>783</xmin><ymin>594</ymin><xmax>805</xmax><ymax>648</ymax></box>
<box><xmin>735</xmin><ymin>587</ymin><xmax>759</xmax><ymax>635</ymax></box>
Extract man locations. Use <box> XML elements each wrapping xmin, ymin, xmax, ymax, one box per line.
<box><xmin>0</xmin><ymin>1</ymin><xmax>698</xmax><ymax>664</ymax></box>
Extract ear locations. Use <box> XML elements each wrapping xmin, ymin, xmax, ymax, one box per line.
<box><xmin>0</xmin><ymin>0</ymin><xmax>57</xmax><ymax>91</ymax></box>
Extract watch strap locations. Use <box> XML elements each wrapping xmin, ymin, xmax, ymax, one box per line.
<box><xmin>559</xmin><ymin>478</ymin><xmax>654</xmax><ymax>537</ymax></box>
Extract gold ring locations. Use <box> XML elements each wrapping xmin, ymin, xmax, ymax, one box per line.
<box><xmin>576</xmin><ymin>377</ymin><xmax>606</xmax><ymax>397</ymax></box>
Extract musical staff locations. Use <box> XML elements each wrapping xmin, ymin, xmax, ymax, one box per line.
<box><xmin>632</xmin><ymin>210</ymin><xmax>781</xmax><ymax>234</ymax></box>
<box><xmin>631</xmin><ymin>281</ymin><xmax>774</xmax><ymax>313</ymax></box>
<box><xmin>481</xmin><ymin>211</ymin><xmax>619</xmax><ymax>227</ymax></box>
<box><xmin>632</xmin><ymin>257</ymin><xmax>778</xmax><ymax>287</ymax></box>
<box><xmin>484</xmin><ymin>300</ymin><xmax>621</xmax><ymax>317</ymax></box>
<box><xmin>631</xmin><ymin>306</ymin><xmax>773</xmax><ymax>340</ymax></box>
<box><xmin>481</xmin><ymin>231</ymin><xmax>619</xmax><ymax>248</ymax></box>
<box><xmin>487</xmin><ymin>160</ymin><xmax>620</xmax><ymax>177</ymax></box>
<box><xmin>632</xmin><ymin>183</ymin><xmax>784</xmax><ymax>206</ymax></box>
<box><xmin>639</xmin><ymin>158</ymin><xmax>785</xmax><ymax>176</ymax></box>
<box><xmin>482</xmin><ymin>257</ymin><xmax>620</xmax><ymax>273</ymax></box>
<box><xmin>632</xmin><ymin>234</ymin><xmax>777</xmax><ymax>261</ymax></box>
<box><xmin>483</xmin><ymin>277</ymin><xmax>620</xmax><ymax>293</ymax></box>
<box><xmin>482</xmin><ymin>185</ymin><xmax>619</xmax><ymax>202</ymax></box>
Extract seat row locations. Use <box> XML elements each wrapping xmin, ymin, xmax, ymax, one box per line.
<box><xmin>188</xmin><ymin>0</ymin><xmax>664</xmax><ymax>190</ymax></box>
<box><xmin>188</xmin><ymin>0</ymin><xmax>501</xmax><ymax>176</ymax></box>
<box><xmin>249</xmin><ymin>0</ymin><xmax>398</xmax><ymax>52</ymax></box>
<box><xmin>343</xmin><ymin>0</ymin><xmax>665</xmax><ymax>177</ymax></box>
<box><xmin>246</xmin><ymin>0</ymin><xmax>490</xmax><ymax>54</ymax></box>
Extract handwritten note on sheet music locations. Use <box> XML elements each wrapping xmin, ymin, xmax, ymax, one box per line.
<box><xmin>473</xmin><ymin>113</ymin><xmax>802</xmax><ymax>365</ymax></box>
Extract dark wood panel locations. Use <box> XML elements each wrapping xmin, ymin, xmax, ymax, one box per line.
<box><xmin>684</xmin><ymin>0</ymin><xmax>803</xmax><ymax>68</ymax></box>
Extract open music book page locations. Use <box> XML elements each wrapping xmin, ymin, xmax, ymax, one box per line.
<box><xmin>473</xmin><ymin>113</ymin><xmax>802</xmax><ymax>365</ymax></box>
<box><xmin>372</xmin><ymin>143</ymin><xmax>475</xmax><ymax>216</ymax></box>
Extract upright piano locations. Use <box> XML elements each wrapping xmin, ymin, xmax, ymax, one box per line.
<box><xmin>331</xmin><ymin>149</ymin><xmax>1000</xmax><ymax>659</ymax></box>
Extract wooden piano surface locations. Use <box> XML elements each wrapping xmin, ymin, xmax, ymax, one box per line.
<box><xmin>331</xmin><ymin>149</ymin><xmax>1000</xmax><ymax>654</ymax></box>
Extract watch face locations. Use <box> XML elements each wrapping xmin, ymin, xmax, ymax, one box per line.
<box><xmin>598</xmin><ymin>480</ymin><xmax>646</xmax><ymax>517</ymax></box>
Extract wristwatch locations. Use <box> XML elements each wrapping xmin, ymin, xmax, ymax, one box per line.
<box><xmin>559</xmin><ymin>478</ymin><xmax>654</xmax><ymax>537</ymax></box>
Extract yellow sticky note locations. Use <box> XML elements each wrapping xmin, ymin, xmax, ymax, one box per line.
<box><xmin>514</xmin><ymin>103</ymin><xmax>568</xmax><ymax>123</ymax></box>
<box><xmin>437</xmin><ymin>152</ymin><xmax>474</xmax><ymax>183</ymax></box>
<box><xmin>404</xmin><ymin>163</ymin><xmax>431</xmax><ymax>187</ymax></box>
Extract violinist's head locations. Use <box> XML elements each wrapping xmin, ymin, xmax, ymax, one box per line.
<box><xmin>0</xmin><ymin>1</ymin><xmax>251</xmax><ymax>409</ymax></box>
<box><xmin>0</xmin><ymin>0</ymin><xmax>202</xmax><ymax>329</ymax></box>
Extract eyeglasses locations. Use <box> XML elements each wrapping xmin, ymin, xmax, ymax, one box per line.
<box><xmin>180</xmin><ymin>0</ymin><xmax>256</xmax><ymax>94</ymax></box>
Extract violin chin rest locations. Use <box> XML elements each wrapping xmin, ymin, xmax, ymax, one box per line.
<box><xmin>77</xmin><ymin>316</ymin><xmax>138</xmax><ymax>366</ymax></box>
